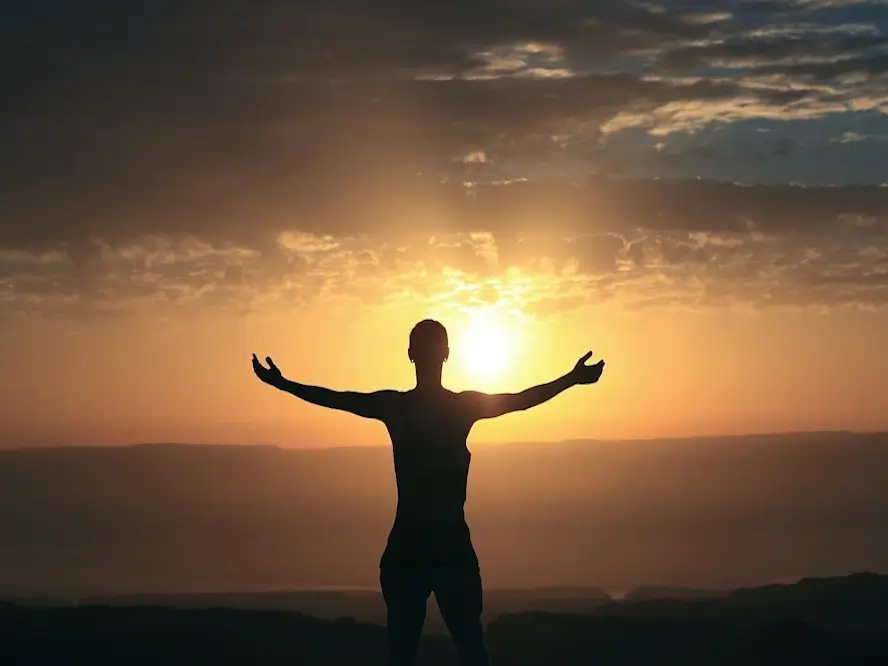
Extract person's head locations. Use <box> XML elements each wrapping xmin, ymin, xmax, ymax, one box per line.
<box><xmin>408</xmin><ymin>319</ymin><xmax>449</xmax><ymax>369</ymax></box>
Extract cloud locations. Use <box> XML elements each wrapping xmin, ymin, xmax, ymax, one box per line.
<box><xmin>2</xmin><ymin>177</ymin><xmax>887</xmax><ymax>317</ymax></box>
<box><xmin>659</xmin><ymin>30</ymin><xmax>888</xmax><ymax>71</ymax></box>
<box><xmin>2</xmin><ymin>1</ymin><xmax>888</xmax><ymax>316</ymax></box>
<box><xmin>6</xmin><ymin>1</ymin><xmax>888</xmax><ymax>249</ymax></box>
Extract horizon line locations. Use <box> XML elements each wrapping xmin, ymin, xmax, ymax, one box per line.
<box><xmin>3</xmin><ymin>571</ymin><xmax>886</xmax><ymax>605</ymax></box>
<box><xmin>2</xmin><ymin>428</ymin><xmax>885</xmax><ymax>454</ymax></box>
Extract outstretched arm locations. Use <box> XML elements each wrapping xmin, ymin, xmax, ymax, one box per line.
<box><xmin>463</xmin><ymin>351</ymin><xmax>605</xmax><ymax>421</ymax></box>
<box><xmin>252</xmin><ymin>354</ymin><xmax>397</xmax><ymax>421</ymax></box>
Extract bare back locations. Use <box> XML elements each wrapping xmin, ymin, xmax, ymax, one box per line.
<box><xmin>380</xmin><ymin>388</ymin><xmax>479</xmax><ymax>567</ymax></box>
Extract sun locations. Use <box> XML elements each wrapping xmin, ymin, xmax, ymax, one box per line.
<box><xmin>458</xmin><ymin>315</ymin><xmax>512</xmax><ymax>381</ymax></box>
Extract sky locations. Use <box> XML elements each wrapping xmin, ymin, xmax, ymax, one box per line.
<box><xmin>3</xmin><ymin>0</ymin><xmax>888</xmax><ymax>448</ymax></box>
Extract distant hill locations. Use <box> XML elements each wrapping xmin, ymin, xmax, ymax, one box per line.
<box><xmin>595</xmin><ymin>573</ymin><xmax>888</xmax><ymax>632</ymax></box>
<box><xmin>1</xmin><ymin>431</ymin><xmax>888</xmax><ymax>595</ymax></box>
<box><xmin>623</xmin><ymin>586</ymin><xmax>728</xmax><ymax>602</ymax></box>
<box><xmin>59</xmin><ymin>572</ymin><xmax>888</xmax><ymax>635</ymax></box>
<box><xmin>71</xmin><ymin>586</ymin><xmax>613</xmax><ymax>633</ymax></box>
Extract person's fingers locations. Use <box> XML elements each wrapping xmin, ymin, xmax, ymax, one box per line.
<box><xmin>577</xmin><ymin>351</ymin><xmax>593</xmax><ymax>365</ymax></box>
<box><xmin>266</xmin><ymin>356</ymin><xmax>277</xmax><ymax>371</ymax></box>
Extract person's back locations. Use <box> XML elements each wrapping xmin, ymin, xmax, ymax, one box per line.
<box><xmin>252</xmin><ymin>318</ymin><xmax>605</xmax><ymax>666</ymax></box>
<box><xmin>382</xmin><ymin>387</ymin><xmax>477</xmax><ymax>566</ymax></box>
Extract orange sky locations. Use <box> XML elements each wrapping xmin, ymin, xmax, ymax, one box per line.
<box><xmin>3</xmin><ymin>288</ymin><xmax>886</xmax><ymax>448</ymax></box>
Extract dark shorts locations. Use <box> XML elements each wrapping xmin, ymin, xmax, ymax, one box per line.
<box><xmin>379</xmin><ymin>563</ymin><xmax>489</xmax><ymax>666</ymax></box>
<box><xmin>379</xmin><ymin>520</ymin><xmax>489</xmax><ymax>664</ymax></box>
<box><xmin>380</xmin><ymin>562</ymin><xmax>484</xmax><ymax>620</ymax></box>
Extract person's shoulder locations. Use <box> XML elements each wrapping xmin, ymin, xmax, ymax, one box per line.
<box><xmin>454</xmin><ymin>389</ymin><xmax>485</xmax><ymax>410</ymax></box>
<box><xmin>375</xmin><ymin>389</ymin><xmax>404</xmax><ymax>404</ymax></box>
<box><xmin>371</xmin><ymin>390</ymin><xmax>403</xmax><ymax>423</ymax></box>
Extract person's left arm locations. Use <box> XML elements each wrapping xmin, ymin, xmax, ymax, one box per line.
<box><xmin>461</xmin><ymin>351</ymin><xmax>605</xmax><ymax>421</ymax></box>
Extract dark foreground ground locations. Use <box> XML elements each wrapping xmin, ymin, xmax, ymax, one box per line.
<box><xmin>3</xmin><ymin>573</ymin><xmax>888</xmax><ymax>665</ymax></box>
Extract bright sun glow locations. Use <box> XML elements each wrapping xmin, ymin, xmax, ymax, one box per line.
<box><xmin>458</xmin><ymin>314</ymin><xmax>513</xmax><ymax>380</ymax></box>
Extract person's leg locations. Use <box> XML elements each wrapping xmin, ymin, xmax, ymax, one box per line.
<box><xmin>432</xmin><ymin>564</ymin><xmax>490</xmax><ymax>666</ymax></box>
<box><xmin>380</xmin><ymin>566</ymin><xmax>431</xmax><ymax>666</ymax></box>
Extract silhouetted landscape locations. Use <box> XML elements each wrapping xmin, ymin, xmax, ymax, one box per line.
<box><xmin>3</xmin><ymin>573</ymin><xmax>887</xmax><ymax>665</ymax></box>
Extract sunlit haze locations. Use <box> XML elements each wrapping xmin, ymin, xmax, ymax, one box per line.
<box><xmin>2</xmin><ymin>0</ymin><xmax>888</xmax><ymax>451</ymax></box>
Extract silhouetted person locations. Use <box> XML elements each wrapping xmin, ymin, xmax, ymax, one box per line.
<box><xmin>252</xmin><ymin>319</ymin><xmax>605</xmax><ymax>666</ymax></box>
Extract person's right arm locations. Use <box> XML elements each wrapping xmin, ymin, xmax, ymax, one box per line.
<box><xmin>251</xmin><ymin>354</ymin><xmax>397</xmax><ymax>421</ymax></box>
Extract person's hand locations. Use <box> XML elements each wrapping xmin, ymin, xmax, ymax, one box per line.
<box><xmin>252</xmin><ymin>354</ymin><xmax>283</xmax><ymax>387</ymax></box>
<box><xmin>570</xmin><ymin>351</ymin><xmax>605</xmax><ymax>385</ymax></box>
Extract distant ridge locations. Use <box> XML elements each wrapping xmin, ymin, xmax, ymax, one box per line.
<box><xmin>557</xmin><ymin>430</ymin><xmax>860</xmax><ymax>445</ymax></box>
<box><xmin>623</xmin><ymin>586</ymin><xmax>728</xmax><ymax>602</ymax></box>
<box><xmin>3</xmin><ymin>428</ymin><xmax>885</xmax><ymax>453</ymax></box>
<box><xmin>4</xmin><ymin>572</ymin><xmax>886</xmax><ymax>645</ymax></box>
<box><xmin>593</xmin><ymin>572</ymin><xmax>888</xmax><ymax>633</ymax></box>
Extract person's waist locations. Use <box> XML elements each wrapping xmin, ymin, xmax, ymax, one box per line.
<box><xmin>392</xmin><ymin>511</ymin><xmax>468</xmax><ymax>530</ymax></box>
